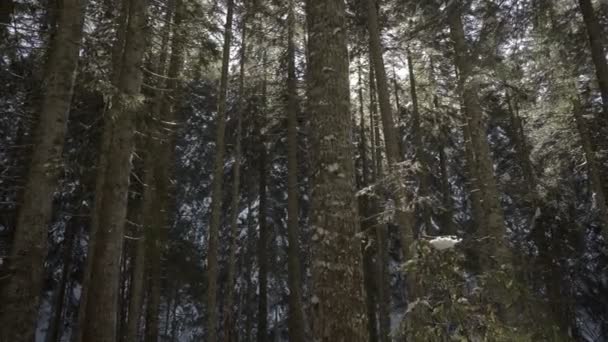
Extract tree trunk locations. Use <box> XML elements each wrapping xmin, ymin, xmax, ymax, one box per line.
<box><xmin>578</xmin><ymin>0</ymin><xmax>608</xmax><ymax>116</ymax></box>
<box><xmin>358</xmin><ymin>62</ymin><xmax>378</xmax><ymax>342</ymax></box>
<box><xmin>0</xmin><ymin>0</ymin><xmax>84</xmax><ymax>340</ymax></box>
<box><xmin>124</xmin><ymin>3</ymin><xmax>176</xmax><ymax>340</ymax></box>
<box><xmin>224</xmin><ymin>8</ymin><xmax>247</xmax><ymax>341</ymax></box>
<box><xmin>572</xmin><ymin>99</ymin><xmax>608</xmax><ymax>240</ymax></box>
<box><xmin>73</xmin><ymin>3</ymin><xmax>129</xmax><ymax>341</ymax></box>
<box><xmin>447</xmin><ymin>1</ymin><xmax>529</xmax><ymax>326</ymax></box>
<box><xmin>257</xmin><ymin>61</ymin><xmax>269</xmax><ymax>342</ymax></box>
<box><xmin>79</xmin><ymin>0</ymin><xmax>148</xmax><ymax>338</ymax></box>
<box><xmin>285</xmin><ymin>1</ymin><xmax>307</xmax><ymax>341</ymax></box>
<box><xmin>365</xmin><ymin>0</ymin><xmax>414</xmax><ymax>260</ymax></box>
<box><xmin>206</xmin><ymin>0</ymin><xmax>234</xmax><ymax>339</ymax></box>
<box><xmin>369</xmin><ymin>66</ymin><xmax>383</xmax><ymax>179</ymax></box>
<box><xmin>306</xmin><ymin>0</ymin><xmax>369</xmax><ymax>340</ymax></box>
<box><xmin>46</xmin><ymin>216</ymin><xmax>78</xmax><ymax>342</ymax></box>
<box><xmin>407</xmin><ymin>48</ymin><xmax>432</xmax><ymax>233</ymax></box>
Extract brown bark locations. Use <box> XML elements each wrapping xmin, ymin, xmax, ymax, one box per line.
<box><xmin>285</xmin><ymin>1</ymin><xmax>307</xmax><ymax>340</ymax></box>
<box><xmin>0</xmin><ymin>0</ymin><xmax>84</xmax><ymax>340</ymax></box>
<box><xmin>578</xmin><ymin>0</ymin><xmax>608</xmax><ymax>116</ymax></box>
<box><xmin>224</xmin><ymin>8</ymin><xmax>247</xmax><ymax>341</ymax></box>
<box><xmin>78</xmin><ymin>0</ymin><xmax>148</xmax><ymax>338</ymax></box>
<box><xmin>306</xmin><ymin>0</ymin><xmax>369</xmax><ymax>340</ymax></box>
<box><xmin>206</xmin><ymin>0</ymin><xmax>234</xmax><ymax>339</ymax></box>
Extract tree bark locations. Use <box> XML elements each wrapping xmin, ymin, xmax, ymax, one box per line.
<box><xmin>406</xmin><ymin>48</ymin><xmax>432</xmax><ymax>233</ymax></box>
<box><xmin>79</xmin><ymin>0</ymin><xmax>148</xmax><ymax>339</ymax></box>
<box><xmin>124</xmin><ymin>3</ymin><xmax>176</xmax><ymax>341</ymax></box>
<box><xmin>257</xmin><ymin>60</ymin><xmax>269</xmax><ymax>342</ymax></box>
<box><xmin>365</xmin><ymin>0</ymin><xmax>415</xmax><ymax>260</ymax></box>
<box><xmin>206</xmin><ymin>0</ymin><xmax>234</xmax><ymax>339</ymax></box>
<box><xmin>0</xmin><ymin>0</ymin><xmax>84</xmax><ymax>340</ymax></box>
<box><xmin>572</xmin><ymin>99</ymin><xmax>608</xmax><ymax>240</ymax></box>
<box><xmin>306</xmin><ymin>0</ymin><xmax>369</xmax><ymax>340</ymax></box>
<box><xmin>224</xmin><ymin>8</ymin><xmax>247</xmax><ymax>341</ymax></box>
<box><xmin>46</xmin><ymin>215</ymin><xmax>78</xmax><ymax>342</ymax></box>
<box><xmin>285</xmin><ymin>1</ymin><xmax>307</xmax><ymax>341</ymax></box>
<box><xmin>578</xmin><ymin>0</ymin><xmax>608</xmax><ymax>116</ymax></box>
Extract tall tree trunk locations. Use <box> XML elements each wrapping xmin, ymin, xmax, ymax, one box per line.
<box><xmin>285</xmin><ymin>1</ymin><xmax>307</xmax><ymax>341</ymax></box>
<box><xmin>578</xmin><ymin>0</ymin><xmax>608</xmax><ymax>116</ymax></box>
<box><xmin>124</xmin><ymin>3</ymin><xmax>175</xmax><ymax>341</ymax></box>
<box><xmin>73</xmin><ymin>3</ymin><xmax>129</xmax><ymax>341</ymax></box>
<box><xmin>257</xmin><ymin>61</ymin><xmax>269</xmax><ymax>342</ymax></box>
<box><xmin>224</xmin><ymin>8</ymin><xmax>247</xmax><ymax>341</ymax></box>
<box><xmin>0</xmin><ymin>0</ymin><xmax>84</xmax><ymax>340</ymax></box>
<box><xmin>447</xmin><ymin>2</ymin><xmax>533</xmax><ymax>326</ymax></box>
<box><xmin>358</xmin><ymin>62</ymin><xmax>378</xmax><ymax>342</ymax></box>
<box><xmin>145</xmin><ymin>0</ymin><xmax>186</xmax><ymax>338</ymax></box>
<box><xmin>365</xmin><ymin>0</ymin><xmax>415</xmax><ymax>260</ymax></box>
<box><xmin>79</xmin><ymin>0</ymin><xmax>148</xmax><ymax>338</ymax></box>
<box><xmin>406</xmin><ymin>48</ymin><xmax>432</xmax><ymax>233</ymax></box>
<box><xmin>256</xmin><ymin>149</ymin><xmax>268</xmax><ymax>342</ymax></box>
<box><xmin>206</xmin><ymin>0</ymin><xmax>234</xmax><ymax>339</ymax></box>
<box><xmin>306</xmin><ymin>0</ymin><xmax>368</xmax><ymax>340</ymax></box>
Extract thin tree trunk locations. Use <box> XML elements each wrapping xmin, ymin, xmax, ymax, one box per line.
<box><xmin>257</xmin><ymin>60</ymin><xmax>269</xmax><ymax>342</ymax></box>
<box><xmin>365</xmin><ymin>0</ymin><xmax>415</xmax><ymax>260</ymax></box>
<box><xmin>306</xmin><ymin>0</ymin><xmax>369</xmax><ymax>340</ymax></box>
<box><xmin>79</xmin><ymin>0</ymin><xmax>148</xmax><ymax>338</ymax></box>
<box><xmin>46</xmin><ymin>216</ymin><xmax>78</xmax><ymax>342</ymax></box>
<box><xmin>406</xmin><ymin>48</ymin><xmax>432</xmax><ymax>233</ymax></box>
<box><xmin>572</xmin><ymin>99</ymin><xmax>608</xmax><ymax>240</ymax></box>
<box><xmin>369</xmin><ymin>66</ymin><xmax>383</xmax><ymax>179</ymax></box>
<box><xmin>285</xmin><ymin>1</ymin><xmax>307</xmax><ymax>340</ymax></box>
<box><xmin>124</xmin><ymin>3</ymin><xmax>175</xmax><ymax>340</ymax></box>
<box><xmin>224</xmin><ymin>8</ymin><xmax>247</xmax><ymax>341</ymax></box>
<box><xmin>206</xmin><ymin>0</ymin><xmax>234</xmax><ymax>339</ymax></box>
<box><xmin>578</xmin><ymin>0</ymin><xmax>608</xmax><ymax>116</ymax></box>
<box><xmin>0</xmin><ymin>0</ymin><xmax>84</xmax><ymax>340</ymax></box>
<box><xmin>358</xmin><ymin>62</ymin><xmax>378</xmax><ymax>342</ymax></box>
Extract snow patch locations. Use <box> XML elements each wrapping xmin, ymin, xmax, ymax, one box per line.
<box><xmin>428</xmin><ymin>236</ymin><xmax>462</xmax><ymax>250</ymax></box>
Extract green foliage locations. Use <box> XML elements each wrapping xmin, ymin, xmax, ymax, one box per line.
<box><xmin>400</xmin><ymin>241</ymin><xmax>571</xmax><ymax>342</ymax></box>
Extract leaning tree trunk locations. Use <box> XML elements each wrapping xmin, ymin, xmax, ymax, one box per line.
<box><xmin>206</xmin><ymin>0</ymin><xmax>234</xmax><ymax>339</ymax></box>
<box><xmin>0</xmin><ymin>0</ymin><xmax>84</xmax><ymax>340</ymax></box>
<box><xmin>578</xmin><ymin>0</ymin><xmax>608</xmax><ymax>116</ymax></box>
<box><xmin>78</xmin><ymin>0</ymin><xmax>148</xmax><ymax>339</ymax></box>
<box><xmin>306</xmin><ymin>0</ymin><xmax>369</xmax><ymax>340</ymax></box>
<box><xmin>285</xmin><ymin>1</ymin><xmax>307</xmax><ymax>340</ymax></box>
